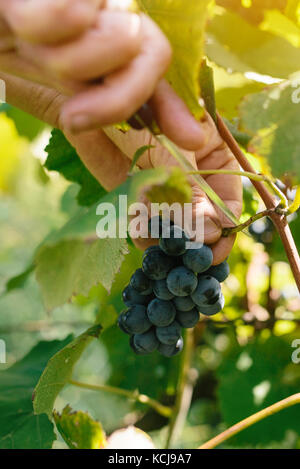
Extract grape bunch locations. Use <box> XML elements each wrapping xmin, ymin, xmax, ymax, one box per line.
<box><xmin>118</xmin><ymin>219</ymin><xmax>229</xmax><ymax>358</ymax></box>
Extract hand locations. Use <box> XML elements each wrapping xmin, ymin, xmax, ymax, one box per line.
<box><xmin>1</xmin><ymin>74</ymin><xmax>243</xmax><ymax>264</ymax></box>
<box><xmin>0</xmin><ymin>0</ymin><xmax>199</xmax><ymax>143</ymax></box>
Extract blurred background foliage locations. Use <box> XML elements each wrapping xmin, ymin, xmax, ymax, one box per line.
<box><xmin>0</xmin><ymin>0</ymin><xmax>300</xmax><ymax>450</ymax></box>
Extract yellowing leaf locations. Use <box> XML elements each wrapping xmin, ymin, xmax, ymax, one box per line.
<box><xmin>54</xmin><ymin>406</ymin><xmax>107</xmax><ymax>449</ymax></box>
<box><xmin>261</xmin><ymin>9</ymin><xmax>300</xmax><ymax>47</ymax></box>
<box><xmin>137</xmin><ymin>0</ymin><xmax>210</xmax><ymax>118</ymax></box>
<box><xmin>0</xmin><ymin>114</ymin><xmax>24</xmax><ymax>192</ymax></box>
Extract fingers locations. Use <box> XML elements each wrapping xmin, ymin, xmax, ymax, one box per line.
<box><xmin>211</xmin><ymin>235</ymin><xmax>236</xmax><ymax>265</ymax></box>
<box><xmin>0</xmin><ymin>71</ymin><xmax>131</xmax><ymax>191</ymax></box>
<box><xmin>150</xmin><ymin>80</ymin><xmax>205</xmax><ymax>151</ymax></box>
<box><xmin>0</xmin><ymin>0</ymin><xmax>103</xmax><ymax>44</ymax></box>
<box><xmin>65</xmin><ymin>129</ymin><xmax>131</xmax><ymax>190</ymax></box>
<box><xmin>60</xmin><ymin>14</ymin><xmax>172</xmax><ymax>132</ymax></box>
<box><xmin>0</xmin><ymin>71</ymin><xmax>66</xmax><ymax>126</ymax></box>
<box><xmin>20</xmin><ymin>11</ymin><xmax>142</xmax><ymax>82</ymax></box>
<box><xmin>104</xmin><ymin>124</ymin><xmax>222</xmax><ymax>245</ymax></box>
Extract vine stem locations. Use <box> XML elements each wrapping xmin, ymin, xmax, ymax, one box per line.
<box><xmin>187</xmin><ymin>169</ymin><xmax>269</xmax><ymax>182</ymax></box>
<box><xmin>199</xmin><ymin>393</ymin><xmax>300</xmax><ymax>449</ymax></box>
<box><xmin>222</xmin><ymin>208</ymin><xmax>276</xmax><ymax>236</ymax></box>
<box><xmin>217</xmin><ymin>113</ymin><xmax>300</xmax><ymax>293</ymax></box>
<box><xmin>165</xmin><ymin>330</ymin><xmax>196</xmax><ymax>449</ymax></box>
<box><xmin>69</xmin><ymin>379</ymin><xmax>172</xmax><ymax>418</ymax></box>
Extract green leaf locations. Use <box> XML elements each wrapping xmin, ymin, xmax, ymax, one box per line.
<box><xmin>43</xmin><ymin>168</ymin><xmax>168</xmax><ymax>243</ymax></box>
<box><xmin>34</xmin><ymin>168</ymin><xmax>168</xmax><ymax>310</ymax></box>
<box><xmin>223</xmin><ymin>118</ymin><xmax>252</xmax><ymax>148</ymax></box>
<box><xmin>33</xmin><ymin>326</ymin><xmax>102</xmax><ymax>417</ymax></box>
<box><xmin>35</xmin><ymin>238</ymin><xmax>128</xmax><ymax>311</ymax></box>
<box><xmin>240</xmin><ymin>75</ymin><xmax>300</xmax><ymax>182</ymax></box>
<box><xmin>199</xmin><ymin>60</ymin><xmax>217</xmax><ymax>124</ymax></box>
<box><xmin>0</xmin><ymin>339</ymin><xmax>70</xmax><ymax>448</ymax></box>
<box><xmin>45</xmin><ymin>129</ymin><xmax>107</xmax><ymax>206</ymax></box>
<box><xmin>54</xmin><ymin>405</ymin><xmax>107</xmax><ymax>449</ymax></box>
<box><xmin>4</xmin><ymin>264</ymin><xmax>35</xmax><ymax>293</ymax></box>
<box><xmin>146</xmin><ymin>167</ymin><xmax>192</xmax><ymax>205</ymax></box>
<box><xmin>207</xmin><ymin>8</ymin><xmax>300</xmax><ymax>79</ymax></box>
<box><xmin>217</xmin><ymin>336</ymin><xmax>300</xmax><ymax>446</ymax></box>
<box><xmin>130</xmin><ymin>145</ymin><xmax>155</xmax><ymax>171</ymax></box>
<box><xmin>137</xmin><ymin>0</ymin><xmax>210</xmax><ymax>118</ymax></box>
<box><xmin>1</xmin><ymin>105</ymin><xmax>45</xmax><ymax>141</ymax></box>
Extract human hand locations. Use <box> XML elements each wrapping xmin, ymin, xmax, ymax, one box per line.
<box><xmin>1</xmin><ymin>73</ymin><xmax>243</xmax><ymax>264</ymax></box>
<box><xmin>0</xmin><ymin>0</ymin><xmax>201</xmax><ymax>145</ymax></box>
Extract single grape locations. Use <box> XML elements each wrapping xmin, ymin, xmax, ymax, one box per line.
<box><xmin>206</xmin><ymin>261</ymin><xmax>230</xmax><ymax>283</ymax></box>
<box><xmin>122</xmin><ymin>305</ymin><xmax>152</xmax><ymax>334</ymax></box>
<box><xmin>129</xmin><ymin>336</ymin><xmax>149</xmax><ymax>355</ymax></box>
<box><xmin>182</xmin><ymin>245</ymin><xmax>213</xmax><ymax>273</ymax></box>
<box><xmin>176</xmin><ymin>308</ymin><xmax>200</xmax><ymax>328</ymax></box>
<box><xmin>167</xmin><ymin>266</ymin><xmax>198</xmax><ymax>297</ymax></box>
<box><xmin>156</xmin><ymin>321</ymin><xmax>182</xmax><ymax>345</ymax></box>
<box><xmin>199</xmin><ymin>294</ymin><xmax>225</xmax><ymax>316</ymax></box>
<box><xmin>142</xmin><ymin>245</ymin><xmax>161</xmax><ymax>260</ymax></box>
<box><xmin>130</xmin><ymin>268</ymin><xmax>153</xmax><ymax>295</ymax></box>
<box><xmin>191</xmin><ymin>275</ymin><xmax>221</xmax><ymax>307</ymax></box>
<box><xmin>132</xmin><ymin>329</ymin><xmax>159</xmax><ymax>354</ymax></box>
<box><xmin>122</xmin><ymin>285</ymin><xmax>152</xmax><ymax>307</ymax></box>
<box><xmin>173</xmin><ymin>296</ymin><xmax>195</xmax><ymax>312</ymax></box>
<box><xmin>153</xmin><ymin>279</ymin><xmax>174</xmax><ymax>301</ymax></box>
<box><xmin>142</xmin><ymin>249</ymin><xmax>175</xmax><ymax>280</ymax></box>
<box><xmin>159</xmin><ymin>225</ymin><xmax>188</xmax><ymax>257</ymax></box>
<box><xmin>118</xmin><ymin>314</ymin><xmax>131</xmax><ymax>335</ymax></box>
<box><xmin>158</xmin><ymin>337</ymin><xmax>184</xmax><ymax>357</ymax></box>
<box><xmin>147</xmin><ymin>298</ymin><xmax>176</xmax><ymax>327</ymax></box>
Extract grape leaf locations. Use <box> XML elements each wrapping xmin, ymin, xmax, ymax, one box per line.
<box><xmin>33</xmin><ymin>326</ymin><xmax>102</xmax><ymax>417</ymax></box>
<box><xmin>216</xmin><ymin>0</ymin><xmax>287</xmax><ymax>25</ymax></box>
<box><xmin>207</xmin><ymin>8</ymin><xmax>300</xmax><ymax>79</ymax></box>
<box><xmin>45</xmin><ymin>129</ymin><xmax>106</xmax><ymax>207</ymax></box>
<box><xmin>35</xmin><ymin>239</ymin><xmax>128</xmax><ymax>311</ymax></box>
<box><xmin>146</xmin><ymin>167</ymin><xmax>192</xmax><ymax>205</ymax></box>
<box><xmin>130</xmin><ymin>145</ymin><xmax>155</xmax><ymax>171</ymax></box>
<box><xmin>137</xmin><ymin>0</ymin><xmax>210</xmax><ymax>118</ymax></box>
<box><xmin>54</xmin><ymin>405</ymin><xmax>107</xmax><ymax>449</ymax></box>
<box><xmin>43</xmin><ymin>168</ymin><xmax>168</xmax><ymax>243</ymax></box>
<box><xmin>0</xmin><ymin>104</ymin><xmax>45</xmax><ymax>141</ymax></box>
<box><xmin>217</xmin><ymin>336</ymin><xmax>300</xmax><ymax>446</ymax></box>
<box><xmin>0</xmin><ymin>339</ymin><xmax>70</xmax><ymax>449</ymax></box>
<box><xmin>34</xmin><ymin>168</ymin><xmax>169</xmax><ymax>310</ymax></box>
<box><xmin>240</xmin><ymin>75</ymin><xmax>300</xmax><ymax>182</ymax></box>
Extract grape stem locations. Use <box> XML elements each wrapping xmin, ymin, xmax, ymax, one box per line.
<box><xmin>165</xmin><ymin>329</ymin><xmax>196</xmax><ymax>449</ymax></box>
<box><xmin>68</xmin><ymin>379</ymin><xmax>172</xmax><ymax>418</ymax></box>
<box><xmin>217</xmin><ymin>113</ymin><xmax>300</xmax><ymax>293</ymax></box>
<box><xmin>222</xmin><ymin>208</ymin><xmax>282</xmax><ymax>237</ymax></box>
<box><xmin>198</xmin><ymin>393</ymin><xmax>300</xmax><ymax>449</ymax></box>
<box><xmin>187</xmin><ymin>169</ymin><xmax>270</xmax><ymax>182</ymax></box>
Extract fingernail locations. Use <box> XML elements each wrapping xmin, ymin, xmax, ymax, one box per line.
<box><xmin>68</xmin><ymin>114</ymin><xmax>92</xmax><ymax>133</ymax></box>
